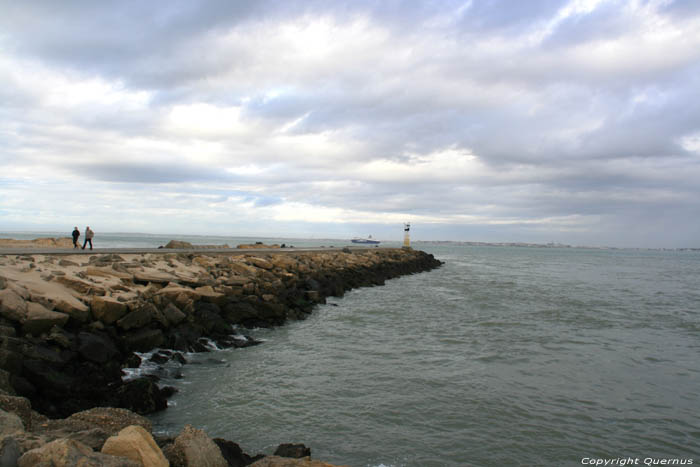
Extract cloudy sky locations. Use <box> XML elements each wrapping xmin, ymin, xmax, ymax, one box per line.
<box><xmin>1</xmin><ymin>0</ymin><xmax>699</xmax><ymax>247</ymax></box>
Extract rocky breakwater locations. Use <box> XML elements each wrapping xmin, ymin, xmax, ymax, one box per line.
<box><xmin>0</xmin><ymin>247</ymin><xmax>440</xmax><ymax>464</ymax></box>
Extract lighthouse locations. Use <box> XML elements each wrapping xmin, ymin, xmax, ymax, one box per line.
<box><xmin>403</xmin><ymin>222</ymin><xmax>411</xmax><ymax>248</ymax></box>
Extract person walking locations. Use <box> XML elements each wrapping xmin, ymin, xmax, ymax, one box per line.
<box><xmin>71</xmin><ymin>227</ymin><xmax>80</xmax><ymax>248</ymax></box>
<box><xmin>82</xmin><ymin>226</ymin><xmax>94</xmax><ymax>250</ymax></box>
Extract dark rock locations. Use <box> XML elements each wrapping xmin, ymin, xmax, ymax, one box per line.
<box><xmin>47</xmin><ymin>326</ymin><xmax>76</xmax><ymax>349</ymax></box>
<box><xmin>149</xmin><ymin>351</ymin><xmax>170</xmax><ymax>365</ymax></box>
<box><xmin>78</xmin><ymin>332</ymin><xmax>120</xmax><ymax>364</ymax></box>
<box><xmin>116</xmin><ymin>377</ymin><xmax>168</xmax><ymax>414</ymax></box>
<box><xmin>214</xmin><ymin>438</ymin><xmax>262</xmax><ymax>467</ymax></box>
<box><xmin>0</xmin><ymin>436</ymin><xmax>21</xmax><ymax>467</ymax></box>
<box><xmin>22</xmin><ymin>359</ymin><xmax>76</xmax><ymax>396</ymax></box>
<box><xmin>172</xmin><ymin>352</ymin><xmax>187</xmax><ymax>365</ymax></box>
<box><xmin>116</xmin><ymin>306</ymin><xmax>153</xmax><ymax>331</ymax></box>
<box><xmin>0</xmin><ymin>348</ymin><xmax>23</xmax><ymax>374</ymax></box>
<box><xmin>191</xmin><ymin>339</ymin><xmax>212</xmax><ymax>353</ymax></box>
<box><xmin>274</xmin><ymin>443</ymin><xmax>311</xmax><ymax>458</ymax></box>
<box><xmin>123</xmin><ymin>352</ymin><xmax>142</xmax><ymax>369</ymax></box>
<box><xmin>123</xmin><ymin>328</ymin><xmax>164</xmax><ymax>352</ymax></box>
<box><xmin>160</xmin><ymin>386</ymin><xmax>178</xmax><ymax>398</ymax></box>
<box><xmin>194</xmin><ymin>302</ymin><xmax>231</xmax><ymax>335</ymax></box>
<box><xmin>162</xmin><ymin>303</ymin><xmax>186</xmax><ymax>326</ymax></box>
<box><xmin>9</xmin><ymin>375</ymin><xmax>35</xmax><ymax>398</ymax></box>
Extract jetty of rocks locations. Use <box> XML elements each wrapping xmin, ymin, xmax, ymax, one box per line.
<box><xmin>0</xmin><ymin>246</ymin><xmax>441</xmax><ymax>465</ymax></box>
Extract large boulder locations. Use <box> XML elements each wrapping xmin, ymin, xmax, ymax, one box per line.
<box><xmin>227</xmin><ymin>262</ymin><xmax>259</xmax><ymax>277</ymax></box>
<box><xmin>245</xmin><ymin>257</ymin><xmax>273</xmax><ymax>270</ymax></box>
<box><xmin>0</xmin><ymin>337</ymin><xmax>24</xmax><ymax>375</ymax></box>
<box><xmin>0</xmin><ymin>289</ymin><xmax>27</xmax><ymax>323</ymax></box>
<box><xmin>54</xmin><ymin>276</ymin><xmax>105</xmax><ymax>296</ymax></box>
<box><xmin>0</xmin><ymin>394</ymin><xmax>33</xmax><ymax>430</ymax></box>
<box><xmin>162</xmin><ymin>303</ymin><xmax>186</xmax><ymax>326</ymax></box>
<box><xmin>78</xmin><ymin>332</ymin><xmax>120</xmax><ymax>364</ymax></box>
<box><xmin>0</xmin><ymin>368</ymin><xmax>16</xmax><ymax>395</ymax></box>
<box><xmin>274</xmin><ymin>443</ymin><xmax>311</xmax><ymax>458</ymax></box>
<box><xmin>22</xmin><ymin>302</ymin><xmax>69</xmax><ymax>336</ymax></box>
<box><xmin>165</xmin><ymin>424</ymin><xmax>227</xmax><ymax>467</ymax></box>
<box><xmin>214</xmin><ymin>438</ymin><xmax>263</xmax><ymax>467</ymax></box>
<box><xmin>101</xmin><ymin>425</ymin><xmax>168</xmax><ymax>467</ymax></box>
<box><xmin>91</xmin><ymin>297</ymin><xmax>129</xmax><ymax>324</ymax></box>
<box><xmin>67</xmin><ymin>407</ymin><xmax>153</xmax><ymax>434</ymax></box>
<box><xmin>17</xmin><ymin>438</ymin><xmax>140</xmax><ymax>467</ymax></box>
<box><xmin>0</xmin><ymin>408</ymin><xmax>24</xmax><ymax>436</ymax></box>
<box><xmin>52</xmin><ymin>296</ymin><xmax>90</xmax><ymax>323</ymax></box>
<box><xmin>133</xmin><ymin>271</ymin><xmax>176</xmax><ymax>285</ymax></box>
<box><xmin>0</xmin><ymin>435</ymin><xmax>21</xmax><ymax>467</ymax></box>
<box><xmin>116</xmin><ymin>378</ymin><xmax>168</xmax><ymax>414</ymax></box>
<box><xmin>123</xmin><ymin>328</ymin><xmax>164</xmax><ymax>353</ymax></box>
<box><xmin>116</xmin><ymin>307</ymin><xmax>153</xmax><ymax>331</ymax></box>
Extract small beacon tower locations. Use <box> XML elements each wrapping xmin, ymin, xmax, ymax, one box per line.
<box><xmin>403</xmin><ymin>222</ymin><xmax>411</xmax><ymax>249</ymax></box>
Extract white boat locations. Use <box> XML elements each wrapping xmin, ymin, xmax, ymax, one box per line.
<box><xmin>351</xmin><ymin>235</ymin><xmax>380</xmax><ymax>245</ymax></box>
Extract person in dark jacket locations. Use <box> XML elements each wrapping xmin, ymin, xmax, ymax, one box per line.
<box><xmin>71</xmin><ymin>227</ymin><xmax>80</xmax><ymax>248</ymax></box>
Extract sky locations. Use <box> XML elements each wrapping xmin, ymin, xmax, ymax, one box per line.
<box><xmin>1</xmin><ymin>0</ymin><xmax>699</xmax><ymax>248</ymax></box>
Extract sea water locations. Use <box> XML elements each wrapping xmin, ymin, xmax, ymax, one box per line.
<box><xmin>142</xmin><ymin>244</ymin><xmax>700</xmax><ymax>466</ymax></box>
<box><xmin>5</xmin><ymin>232</ymin><xmax>698</xmax><ymax>466</ymax></box>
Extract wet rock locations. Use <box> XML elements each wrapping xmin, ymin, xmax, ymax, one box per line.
<box><xmin>274</xmin><ymin>443</ymin><xmax>311</xmax><ymax>458</ymax></box>
<box><xmin>116</xmin><ymin>377</ymin><xmax>168</xmax><ymax>414</ymax></box>
<box><xmin>214</xmin><ymin>438</ymin><xmax>263</xmax><ymax>467</ymax></box>
<box><xmin>78</xmin><ymin>332</ymin><xmax>120</xmax><ymax>364</ymax></box>
<box><xmin>123</xmin><ymin>352</ymin><xmax>142</xmax><ymax>369</ymax></box>
<box><xmin>22</xmin><ymin>359</ymin><xmax>76</xmax><ymax>396</ymax></box>
<box><xmin>123</xmin><ymin>328</ymin><xmax>164</xmax><ymax>353</ymax></box>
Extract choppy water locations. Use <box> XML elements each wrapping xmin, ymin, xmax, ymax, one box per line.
<box><xmin>141</xmin><ymin>244</ymin><xmax>700</xmax><ymax>466</ymax></box>
<box><xmin>9</xmin><ymin>232</ymin><xmax>697</xmax><ymax>466</ymax></box>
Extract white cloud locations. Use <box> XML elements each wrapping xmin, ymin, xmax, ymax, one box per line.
<box><xmin>1</xmin><ymin>1</ymin><xmax>700</xmax><ymax>247</ymax></box>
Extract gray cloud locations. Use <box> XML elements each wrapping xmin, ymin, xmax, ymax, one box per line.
<box><xmin>1</xmin><ymin>0</ymin><xmax>700</xmax><ymax>247</ymax></box>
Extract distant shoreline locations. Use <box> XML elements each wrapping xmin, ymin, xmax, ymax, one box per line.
<box><xmin>0</xmin><ymin>232</ymin><xmax>697</xmax><ymax>251</ymax></box>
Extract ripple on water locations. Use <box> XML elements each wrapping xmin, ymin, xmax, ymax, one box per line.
<box><xmin>150</xmin><ymin>246</ymin><xmax>700</xmax><ymax>466</ymax></box>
